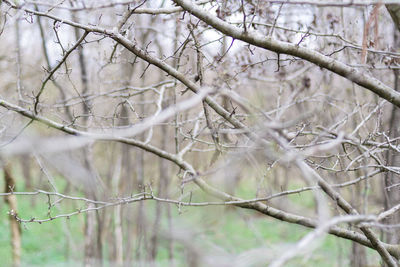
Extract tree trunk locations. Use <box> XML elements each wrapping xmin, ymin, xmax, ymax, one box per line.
<box><xmin>4</xmin><ymin>163</ymin><xmax>21</xmax><ymax>267</ymax></box>
<box><xmin>383</xmin><ymin>28</ymin><xmax>400</xmax><ymax>247</ymax></box>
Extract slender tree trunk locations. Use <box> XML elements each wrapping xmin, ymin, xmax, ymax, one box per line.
<box><xmin>83</xmin><ymin>150</ymin><xmax>104</xmax><ymax>266</ymax></box>
<box><xmin>84</xmin><ymin>203</ymin><xmax>97</xmax><ymax>267</ymax></box>
<box><xmin>350</xmin><ymin>178</ymin><xmax>368</xmax><ymax>267</ymax></box>
<box><xmin>135</xmin><ymin>146</ymin><xmax>146</xmax><ymax>265</ymax></box>
<box><xmin>383</xmin><ymin>29</ymin><xmax>400</xmax><ymax>248</ymax></box>
<box><xmin>149</xmin><ymin>101</ymin><xmax>169</xmax><ymax>265</ymax></box>
<box><xmin>117</xmin><ymin>44</ymin><xmax>136</xmax><ymax>265</ymax></box>
<box><xmin>68</xmin><ymin>6</ymin><xmax>104</xmax><ymax>264</ymax></box>
<box><xmin>20</xmin><ymin>155</ymin><xmax>32</xmax><ymax>191</ymax></box>
<box><xmin>384</xmin><ymin>70</ymin><xmax>400</xmax><ymax>244</ymax></box>
<box><xmin>4</xmin><ymin>163</ymin><xmax>21</xmax><ymax>267</ymax></box>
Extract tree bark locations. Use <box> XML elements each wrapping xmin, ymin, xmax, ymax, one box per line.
<box><xmin>4</xmin><ymin>163</ymin><xmax>21</xmax><ymax>267</ymax></box>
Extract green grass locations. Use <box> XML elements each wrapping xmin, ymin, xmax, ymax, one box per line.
<box><xmin>0</xmin><ymin>171</ymin><xmax>382</xmax><ymax>266</ymax></box>
<box><xmin>0</xmin><ymin>195</ymin><xmax>84</xmax><ymax>266</ymax></box>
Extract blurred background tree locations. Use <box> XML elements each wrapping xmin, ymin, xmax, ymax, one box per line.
<box><xmin>0</xmin><ymin>0</ymin><xmax>399</xmax><ymax>266</ymax></box>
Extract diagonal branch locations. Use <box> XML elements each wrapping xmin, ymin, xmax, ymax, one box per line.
<box><xmin>34</xmin><ymin>31</ymin><xmax>89</xmax><ymax>114</ymax></box>
<box><xmin>3</xmin><ymin>1</ymin><xmax>400</xmax><ymax>262</ymax></box>
<box><xmin>172</xmin><ymin>0</ymin><xmax>400</xmax><ymax>109</ymax></box>
<box><xmin>0</xmin><ymin>98</ymin><xmax>399</xmax><ymax>259</ymax></box>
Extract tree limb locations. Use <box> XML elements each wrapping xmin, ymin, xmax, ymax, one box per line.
<box><xmin>172</xmin><ymin>0</ymin><xmax>400</xmax><ymax>108</ymax></box>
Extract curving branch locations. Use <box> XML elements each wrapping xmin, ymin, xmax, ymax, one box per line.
<box><xmin>1</xmin><ymin>95</ymin><xmax>400</xmax><ymax>260</ymax></box>
<box><xmin>34</xmin><ymin>31</ymin><xmax>89</xmax><ymax>114</ymax></box>
<box><xmin>24</xmin><ymin>0</ymin><xmax>211</xmax><ymax>13</ymax></box>
<box><xmin>172</xmin><ymin>0</ymin><xmax>400</xmax><ymax>108</ymax></box>
<box><xmin>3</xmin><ymin>1</ymin><xmax>400</xmax><ymax>263</ymax></box>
